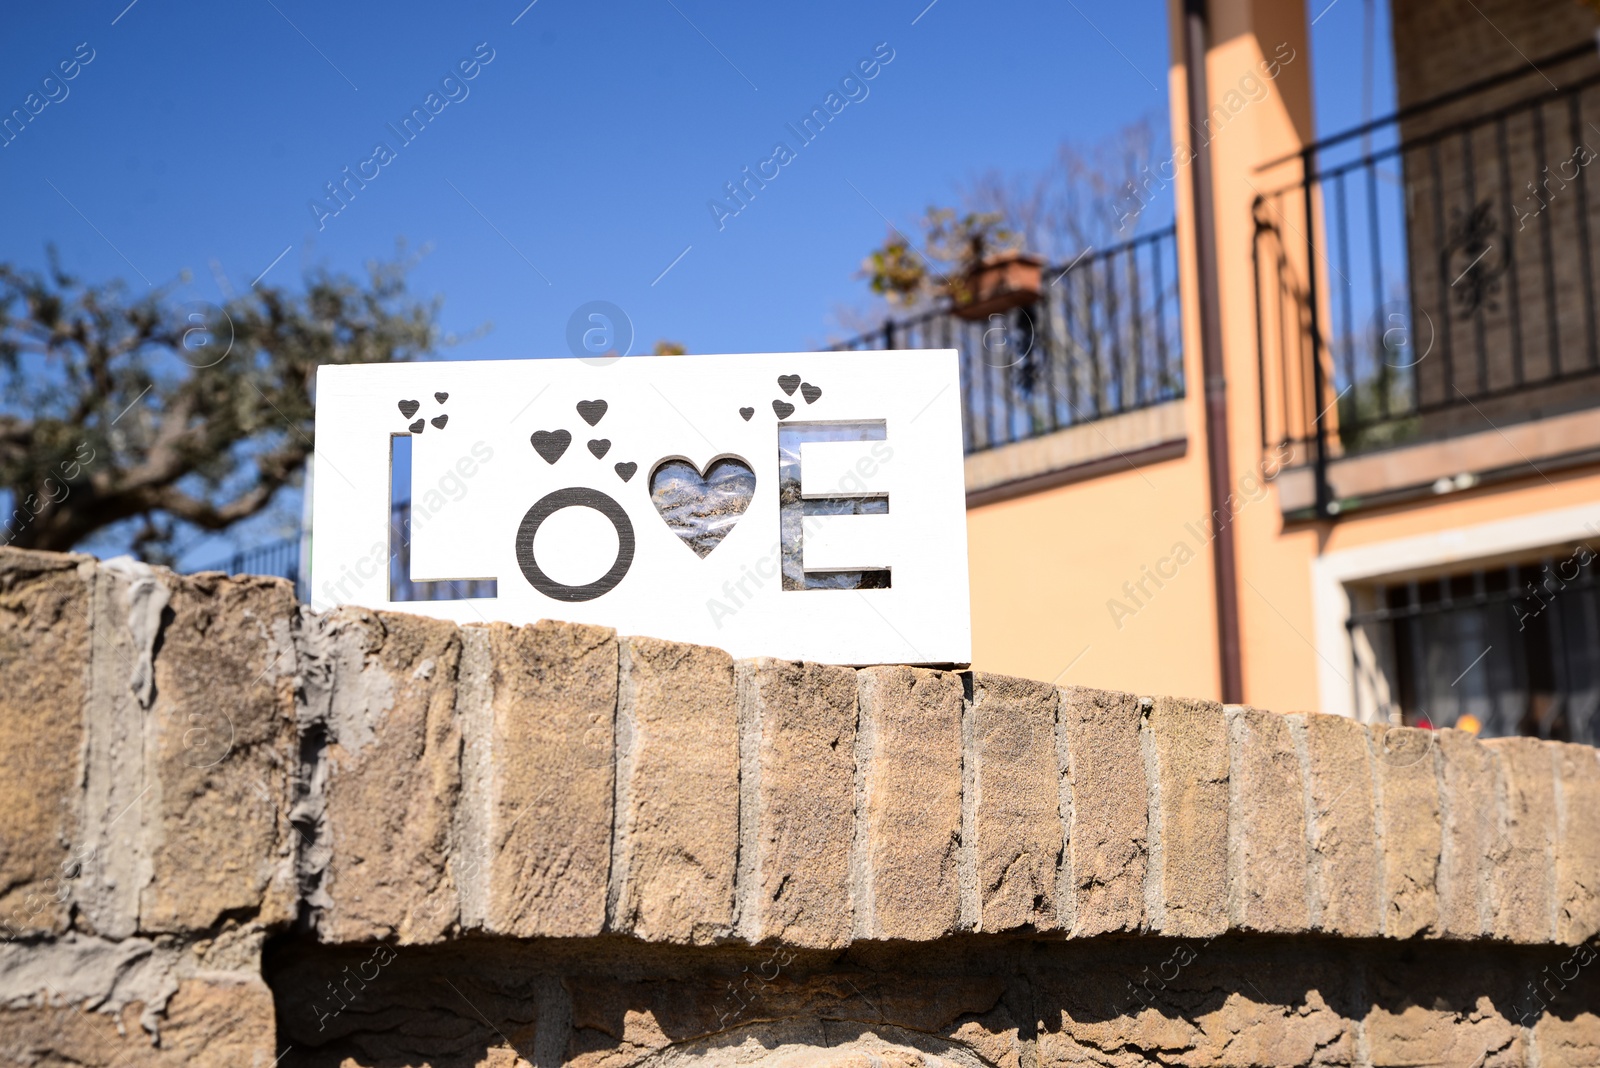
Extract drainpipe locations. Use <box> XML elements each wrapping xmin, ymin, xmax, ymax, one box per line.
<box><xmin>1181</xmin><ymin>0</ymin><xmax>1244</xmax><ymax>704</ymax></box>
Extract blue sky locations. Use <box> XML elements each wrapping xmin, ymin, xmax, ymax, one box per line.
<box><xmin>0</xmin><ymin>0</ymin><xmax>1393</xmax><ymax>564</ymax></box>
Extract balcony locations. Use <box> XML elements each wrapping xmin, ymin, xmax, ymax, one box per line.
<box><xmin>836</xmin><ymin>227</ymin><xmax>1186</xmax><ymax>503</ymax></box>
<box><xmin>1254</xmin><ymin>43</ymin><xmax>1600</xmax><ymax>517</ymax></box>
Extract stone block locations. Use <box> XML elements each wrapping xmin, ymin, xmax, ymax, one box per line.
<box><xmin>1363</xmin><ymin>956</ymin><xmax>1530</xmax><ymax>1066</ymax></box>
<box><xmin>1145</xmin><ymin>695</ymin><xmax>1229</xmax><ymax>937</ymax></box>
<box><xmin>0</xmin><ymin>549</ymin><xmax>91</xmax><ymax>940</ymax></box>
<box><xmin>735</xmin><ymin>658</ymin><xmax>858</xmax><ymax>948</ymax></box>
<box><xmin>1057</xmin><ymin>686</ymin><xmax>1147</xmax><ymax>936</ymax></box>
<box><xmin>41</xmin><ymin>975</ymin><xmax>276</xmax><ymax>1067</ymax></box>
<box><xmin>0</xmin><ymin>1005</ymin><xmax>153</xmax><ymax>1068</ymax></box>
<box><xmin>319</xmin><ymin>609</ymin><xmax>464</xmax><ymax>944</ymax></box>
<box><xmin>140</xmin><ymin>570</ymin><xmax>299</xmax><ymax>934</ymax></box>
<box><xmin>1535</xmin><ymin>1011</ymin><xmax>1600</xmax><ymax>1068</ymax></box>
<box><xmin>1553</xmin><ymin>741</ymin><xmax>1600</xmax><ymax>944</ymax></box>
<box><xmin>0</xmin><ymin>934</ymin><xmax>275</xmax><ymax>1066</ymax></box>
<box><xmin>1289</xmin><ymin>712</ymin><xmax>1379</xmax><ymax>936</ymax></box>
<box><xmin>1486</xmin><ymin>735</ymin><xmax>1557</xmax><ymax>943</ymax></box>
<box><xmin>1039</xmin><ymin>952</ymin><xmax>1357</xmax><ymax>1068</ymax></box>
<box><xmin>853</xmin><ymin>665</ymin><xmax>964</xmax><ymax>940</ymax></box>
<box><xmin>159</xmin><ymin>974</ymin><xmax>280</xmax><ymax>1066</ymax></box>
<box><xmin>1363</xmin><ymin>1001</ymin><xmax>1523</xmax><ymax>1068</ymax></box>
<box><xmin>1168</xmin><ymin>959</ymin><xmax>1356</xmax><ymax>1066</ymax></box>
<box><xmin>1192</xmin><ymin>990</ymin><xmax>1354</xmax><ymax>1067</ymax></box>
<box><xmin>1435</xmin><ymin>728</ymin><xmax>1499</xmax><ymax>938</ymax></box>
<box><xmin>1369</xmin><ymin>724</ymin><xmax>1441</xmax><ymax>938</ymax></box>
<box><xmin>968</xmin><ymin>673</ymin><xmax>1062</xmax><ymax>933</ymax></box>
<box><xmin>609</xmin><ymin>636</ymin><xmax>738</xmax><ymax>944</ymax></box>
<box><xmin>1226</xmin><ymin>706</ymin><xmax>1309</xmax><ymax>932</ymax></box>
<box><xmin>483</xmin><ymin>620</ymin><xmax>617</xmax><ymax>938</ymax></box>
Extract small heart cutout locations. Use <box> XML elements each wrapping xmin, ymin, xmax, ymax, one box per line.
<box><xmin>399</xmin><ymin>399</ymin><xmax>421</xmax><ymax>418</ymax></box>
<box><xmin>577</xmin><ymin>399</ymin><xmax>608</xmax><ymax>426</ymax></box>
<box><xmin>800</xmin><ymin>382</ymin><xmax>821</xmax><ymax>404</ymax></box>
<box><xmin>431</xmin><ymin>414</ymin><xmax>449</xmax><ymax>429</ymax></box>
<box><xmin>530</xmin><ymin>429</ymin><xmax>572</xmax><ymax>464</ymax></box>
<box><xmin>588</xmin><ymin>438</ymin><xmax>611</xmax><ymax>459</ymax></box>
<box><xmin>434</xmin><ymin>392</ymin><xmax>449</xmax><ymax>404</ymax></box>
<box><xmin>409</xmin><ymin>419</ymin><xmax>425</xmax><ymax>434</ymax></box>
<box><xmin>777</xmin><ymin>374</ymin><xmax>801</xmax><ymax>396</ymax></box>
<box><xmin>650</xmin><ymin>457</ymin><xmax>756</xmax><ymax>558</ymax></box>
<box><xmin>739</xmin><ymin>406</ymin><xmax>754</xmax><ymax>421</ymax></box>
<box><xmin>772</xmin><ymin>399</ymin><xmax>795</xmax><ymax>419</ymax></box>
<box><xmin>615</xmin><ymin>461</ymin><xmax>638</xmax><ymax>482</ymax></box>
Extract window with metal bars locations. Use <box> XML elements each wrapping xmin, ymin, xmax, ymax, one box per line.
<box><xmin>1347</xmin><ymin>551</ymin><xmax>1600</xmax><ymax>744</ymax></box>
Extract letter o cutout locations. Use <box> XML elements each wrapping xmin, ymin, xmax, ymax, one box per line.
<box><xmin>515</xmin><ymin>487</ymin><xmax>635</xmax><ymax>602</ymax></box>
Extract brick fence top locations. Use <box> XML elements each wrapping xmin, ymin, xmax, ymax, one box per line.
<box><xmin>1</xmin><ymin>546</ymin><xmax>1597</xmax><ymax>1067</ymax></box>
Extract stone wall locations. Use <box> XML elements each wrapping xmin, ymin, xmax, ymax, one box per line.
<box><xmin>2</xmin><ymin>546</ymin><xmax>1599</xmax><ymax>1066</ymax></box>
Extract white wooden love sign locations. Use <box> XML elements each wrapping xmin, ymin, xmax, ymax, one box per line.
<box><xmin>310</xmin><ymin>350</ymin><xmax>971</xmax><ymax>665</ymax></box>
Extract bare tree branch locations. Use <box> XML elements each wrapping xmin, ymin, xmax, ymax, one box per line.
<box><xmin>0</xmin><ymin>244</ymin><xmax>450</xmax><ymax>563</ymax></box>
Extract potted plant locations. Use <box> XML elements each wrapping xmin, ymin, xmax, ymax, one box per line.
<box><xmin>925</xmin><ymin>209</ymin><xmax>1041</xmax><ymax>320</ymax></box>
<box><xmin>953</xmin><ymin>250</ymin><xmax>1045</xmax><ymax>320</ymax></box>
<box><xmin>861</xmin><ymin>209</ymin><xmax>1042</xmax><ymax>320</ymax></box>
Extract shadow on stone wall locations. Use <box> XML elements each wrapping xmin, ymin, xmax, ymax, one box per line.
<box><xmin>266</xmin><ymin>932</ymin><xmax>1600</xmax><ymax>1067</ymax></box>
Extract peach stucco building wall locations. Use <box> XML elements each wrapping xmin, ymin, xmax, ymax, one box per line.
<box><xmin>966</xmin><ymin>448</ymin><xmax>1220</xmax><ymax>698</ymax></box>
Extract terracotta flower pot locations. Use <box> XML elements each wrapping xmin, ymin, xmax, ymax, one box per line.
<box><xmin>952</xmin><ymin>252</ymin><xmax>1044</xmax><ymax>321</ymax></box>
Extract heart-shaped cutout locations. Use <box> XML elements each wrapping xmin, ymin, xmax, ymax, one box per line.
<box><xmin>650</xmin><ymin>456</ymin><xmax>755</xmax><ymax>558</ymax></box>
<box><xmin>431</xmin><ymin>414</ymin><xmax>449</xmax><ymax>429</ymax></box>
<box><xmin>409</xmin><ymin>418</ymin><xmax>425</xmax><ymax>434</ymax></box>
<box><xmin>399</xmin><ymin>399</ymin><xmax>421</xmax><ymax>418</ymax></box>
<box><xmin>577</xmin><ymin>399</ymin><xmax>608</xmax><ymax>426</ymax></box>
<box><xmin>777</xmin><ymin>374</ymin><xmax>800</xmax><ymax>396</ymax></box>
<box><xmin>739</xmin><ymin>406</ymin><xmax>754</xmax><ymax>421</ymax></box>
<box><xmin>530</xmin><ymin>429</ymin><xmax>571</xmax><ymax>464</ymax></box>
<box><xmin>800</xmin><ymin>382</ymin><xmax>821</xmax><ymax>404</ymax></box>
<box><xmin>588</xmin><ymin>438</ymin><xmax>611</xmax><ymax>459</ymax></box>
<box><xmin>434</xmin><ymin>392</ymin><xmax>449</xmax><ymax>403</ymax></box>
<box><xmin>772</xmin><ymin>399</ymin><xmax>795</xmax><ymax>419</ymax></box>
<box><xmin>615</xmin><ymin>461</ymin><xmax>637</xmax><ymax>482</ymax></box>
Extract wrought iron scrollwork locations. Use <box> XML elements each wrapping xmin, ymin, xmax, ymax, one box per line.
<box><xmin>1442</xmin><ymin>200</ymin><xmax>1508</xmax><ymax>318</ymax></box>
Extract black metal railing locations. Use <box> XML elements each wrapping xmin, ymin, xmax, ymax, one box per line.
<box><xmin>195</xmin><ymin>536</ymin><xmax>303</xmax><ymax>598</ymax></box>
<box><xmin>836</xmin><ymin>226</ymin><xmax>1184</xmax><ymax>454</ymax></box>
<box><xmin>1254</xmin><ymin>42</ymin><xmax>1600</xmax><ymax>510</ymax></box>
<box><xmin>190</xmin><ymin>501</ymin><xmax>496</xmax><ymax>603</ymax></box>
